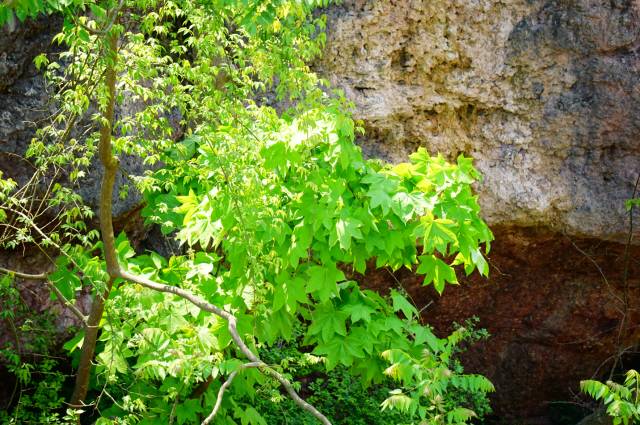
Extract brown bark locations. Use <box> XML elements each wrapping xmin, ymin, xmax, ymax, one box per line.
<box><xmin>69</xmin><ymin>31</ymin><xmax>119</xmax><ymax>409</ymax></box>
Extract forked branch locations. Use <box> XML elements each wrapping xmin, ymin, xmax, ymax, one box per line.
<box><xmin>68</xmin><ymin>11</ymin><xmax>332</xmax><ymax>424</ymax></box>
<box><xmin>118</xmin><ymin>271</ymin><xmax>332</xmax><ymax>425</ymax></box>
<box><xmin>201</xmin><ymin>361</ymin><xmax>262</xmax><ymax>425</ymax></box>
<box><xmin>0</xmin><ymin>268</ymin><xmax>87</xmax><ymax>325</ymax></box>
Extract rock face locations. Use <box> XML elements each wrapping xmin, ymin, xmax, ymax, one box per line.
<box><xmin>319</xmin><ymin>0</ymin><xmax>640</xmax><ymax>423</ymax></box>
<box><xmin>0</xmin><ymin>17</ymin><xmax>145</xmax><ymax>218</ymax></box>
<box><xmin>419</xmin><ymin>228</ymin><xmax>640</xmax><ymax>423</ymax></box>
<box><xmin>0</xmin><ymin>17</ymin><xmax>57</xmax><ymax>185</ymax></box>
<box><xmin>360</xmin><ymin>225</ymin><xmax>640</xmax><ymax>424</ymax></box>
<box><xmin>319</xmin><ymin>0</ymin><xmax>640</xmax><ymax>241</ymax></box>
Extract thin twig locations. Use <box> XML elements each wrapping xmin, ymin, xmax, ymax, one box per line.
<box><xmin>610</xmin><ymin>171</ymin><xmax>640</xmax><ymax>378</ymax></box>
<box><xmin>563</xmin><ymin>233</ymin><xmax>624</xmax><ymax>307</ymax></box>
<box><xmin>0</xmin><ymin>267</ymin><xmax>87</xmax><ymax>325</ymax></box>
<box><xmin>45</xmin><ymin>280</ymin><xmax>88</xmax><ymax>325</ymax></box>
<box><xmin>201</xmin><ymin>362</ymin><xmax>262</xmax><ymax>425</ymax></box>
<box><xmin>74</xmin><ymin>0</ymin><xmax>125</xmax><ymax>37</ymax></box>
<box><xmin>0</xmin><ymin>267</ymin><xmax>47</xmax><ymax>280</ymax></box>
<box><xmin>621</xmin><ymin>172</ymin><xmax>640</xmax><ymax>298</ymax></box>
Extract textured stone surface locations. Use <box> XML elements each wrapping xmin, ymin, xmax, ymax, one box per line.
<box><xmin>421</xmin><ymin>228</ymin><xmax>640</xmax><ymax>423</ymax></box>
<box><xmin>1</xmin><ymin>3</ymin><xmax>640</xmax><ymax>424</ymax></box>
<box><xmin>0</xmin><ymin>17</ymin><xmax>57</xmax><ymax>185</ymax></box>
<box><xmin>577</xmin><ymin>410</ymin><xmax>613</xmax><ymax>425</ymax></box>
<box><xmin>319</xmin><ymin>0</ymin><xmax>640</xmax><ymax>241</ymax></box>
<box><xmin>0</xmin><ymin>17</ymin><xmax>145</xmax><ymax>218</ymax></box>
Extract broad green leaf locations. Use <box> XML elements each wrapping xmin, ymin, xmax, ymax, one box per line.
<box><xmin>308</xmin><ymin>304</ymin><xmax>348</xmax><ymax>342</ymax></box>
<box><xmin>332</xmin><ymin>217</ymin><xmax>363</xmax><ymax>251</ymax></box>
<box><xmin>391</xmin><ymin>290</ymin><xmax>418</xmax><ymax>319</ymax></box>
<box><xmin>417</xmin><ymin>255</ymin><xmax>458</xmax><ymax>294</ymax></box>
<box><xmin>342</xmin><ymin>302</ymin><xmax>375</xmax><ymax>324</ymax></box>
<box><xmin>305</xmin><ymin>263</ymin><xmax>345</xmax><ymax>303</ymax></box>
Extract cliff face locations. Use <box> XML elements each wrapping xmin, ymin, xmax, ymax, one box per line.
<box><xmin>1</xmin><ymin>1</ymin><xmax>640</xmax><ymax>423</ymax></box>
<box><xmin>319</xmin><ymin>0</ymin><xmax>640</xmax><ymax>423</ymax></box>
<box><xmin>319</xmin><ymin>0</ymin><xmax>640</xmax><ymax>241</ymax></box>
<box><xmin>0</xmin><ymin>18</ymin><xmax>149</xmax><ymax>219</ymax></box>
<box><xmin>363</xmin><ymin>228</ymin><xmax>640</xmax><ymax>423</ymax></box>
<box><xmin>0</xmin><ymin>17</ymin><xmax>55</xmax><ymax>185</ymax></box>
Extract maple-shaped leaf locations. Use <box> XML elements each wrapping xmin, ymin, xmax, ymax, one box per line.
<box><xmin>391</xmin><ymin>290</ymin><xmax>418</xmax><ymax>319</ymax></box>
<box><xmin>341</xmin><ymin>302</ymin><xmax>375</xmax><ymax>324</ymax></box>
<box><xmin>273</xmin><ymin>276</ymin><xmax>308</xmax><ymax>313</ymax></box>
<box><xmin>409</xmin><ymin>323</ymin><xmax>443</xmax><ymax>352</ymax></box>
<box><xmin>313</xmin><ymin>334</ymin><xmax>365</xmax><ymax>369</ymax></box>
<box><xmin>363</xmin><ymin>172</ymin><xmax>398</xmax><ymax>216</ymax></box>
<box><xmin>236</xmin><ymin>406</ymin><xmax>267</xmax><ymax>425</ymax></box>
<box><xmin>305</xmin><ymin>263</ymin><xmax>345</xmax><ymax>303</ymax></box>
<box><xmin>421</xmin><ymin>217</ymin><xmax>457</xmax><ymax>255</ymax></box>
<box><xmin>287</xmin><ymin>222</ymin><xmax>312</xmax><ymax>267</ymax></box>
<box><xmin>307</xmin><ymin>304</ymin><xmax>348</xmax><ymax>342</ymax></box>
<box><xmin>330</xmin><ymin>217</ymin><xmax>363</xmax><ymax>251</ymax></box>
<box><xmin>390</xmin><ymin>192</ymin><xmax>415</xmax><ymax>223</ymax></box>
<box><xmin>471</xmin><ymin>247</ymin><xmax>489</xmax><ymax>277</ymax></box>
<box><xmin>417</xmin><ymin>255</ymin><xmax>458</xmax><ymax>294</ymax></box>
<box><xmin>348</xmin><ymin>325</ymin><xmax>375</xmax><ymax>355</ymax></box>
<box><xmin>175</xmin><ymin>398</ymin><xmax>203</xmax><ymax>425</ymax></box>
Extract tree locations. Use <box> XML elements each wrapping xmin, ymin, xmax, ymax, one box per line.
<box><xmin>0</xmin><ymin>1</ymin><xmax>494</xmax><ymax>424</ymax></box>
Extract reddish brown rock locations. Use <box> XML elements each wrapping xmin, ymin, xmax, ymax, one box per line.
<box><xmin>362</xmin><ymin>225</ymin><xmax>640</xmax><ymax>423</ymax></box>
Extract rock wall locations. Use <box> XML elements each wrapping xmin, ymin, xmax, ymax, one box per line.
<box><xmin>0</xmin><ymin>17</ymin><xmax>56</xmax><ymax>184</ymax></box>
<box><xmin>319</xmin><ymin>0</ymin><xmax>640</xmax><ymax>423</ymax></box>
<box><xmin>319</xmin><ymin>0</ymin><xmax>640</xmax><ymax>241</ymax></box>
<box><xmin>0</xmin><ymin>17</ymin><xmax>145</xmax><ymax>218</ymax></box>
<box><xmin>363</xmin><ymin>228</ymin><xmax>640</xmax><ymax>423</ymax></box>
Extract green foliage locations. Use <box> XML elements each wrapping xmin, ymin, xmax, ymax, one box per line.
<box><xmin>0</xmin><ymin>275</ymin><xmax>73</xmax><ymax>424</ymax></box>
<box><xmin>581</xmin><ymin>370</ymin><xmax>640</xmax><ymax>425</ymax></box>
<box><xmin>380</xmin><ymin>320</ymin><xmax>493</xmax><ymax>425</ymax></box>
<box><xmin>0</xmin><ymin>0</ymin><xmax>494</xmax><ymax>424</ymax></box>
<box><xmin>0</xmin><ymin>0</ymin><xmax>68</xmax><ymax>27</ymax></box>
<box><xmin>625</xmin><ymin>197</ymin><xmax>640</xmax><ymax>211</ymax></box>
<box><xmin>252</xmin><ymin>322</ymin><xmax>491</xmax><ymax>425</ymax></box>
<box><xmin>252</xmin><ymin>324</ymin><xmax>414</xmax><ymax>425</ymax></box>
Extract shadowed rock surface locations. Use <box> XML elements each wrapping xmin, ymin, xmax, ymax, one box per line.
<box><xmin>361</xmin><ymin>226</ymin><xmax>640</xmax><ymax>423</ymax></box>
<box><xmin>0</xmin><ymin>17</ymin><xmax>145</xmax><ymax>218</ymax></box>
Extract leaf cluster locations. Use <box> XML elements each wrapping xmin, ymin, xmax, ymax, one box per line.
<box><xmin>581</xmin><ymin>370</ymin><xmax>640</xmax><ymax>425</ymax></box>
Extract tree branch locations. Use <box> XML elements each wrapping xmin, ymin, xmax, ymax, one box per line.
<box><xmin>0</xmin><ymin>267</ymin><xmax>47</xmax><ymax>280</ymax></box>
<box><xmin>65</xmin><ymin>6</ymin><xmax>332</xmax><ymax>424</ymax></box>
<box><xmin>118</xmin><ymin>270</ymin><xmax>332</xmax><ymax>425</ymax></box>
<box><xmin>201</xmin><ymin>361</ymin><xmax>262</xmax><ymax>425</ymax></box>
<box><xmin>45</xmin><ymin>280</ymin><xmax>88</xmax><ymax>325</ymax></box>
<box><xmin>75</xmin><ymin>0</ymin><xmax>125</xmax><ymax>37</ymax></box>
<box><xmin>0</xmin><ymin>268</ymin><xmax>87</xmax><ymax>325</ymax></box>
<box><xmin>70</xmin><ymin>29</ymin><xmax>119</xmax><ymax>409</ymax></box>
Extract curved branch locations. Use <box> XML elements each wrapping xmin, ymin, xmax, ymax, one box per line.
<box><xmin>0</xmin><ymin>268</ymin><xmax>87</xmax><ymax>325</ymax></box>
<box><xmin>70</xmin><ymin>29</ymin><xmax>120</xmax><ymax>409</ymax></box>
<box><xmin>46</xmin><ymin>280</ymin><xmax>88</xmax><ymax>325</ymax></box>
<box><xmin>69</xmin><ymin>6</ymin><xmax>332</xmax><ymax>423</ymax></box>
<box><xmin>75</xmin><ymin>0</ymin><xmax>125</xmax><ymax>37</ymax></box>
<box><xmin>201</xmin><ymin>361</ymin><xmax>262</xmax><ymax>425</ymax></box>
<box><xmin>0</xmin><ymin>267</ymin><xmax>47</xmax><ymax>280</ymax></box>
<box><xmin>118</xmin><ymin>270</ymin><xmax>332</xmax><ymax>425</ymax></box>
